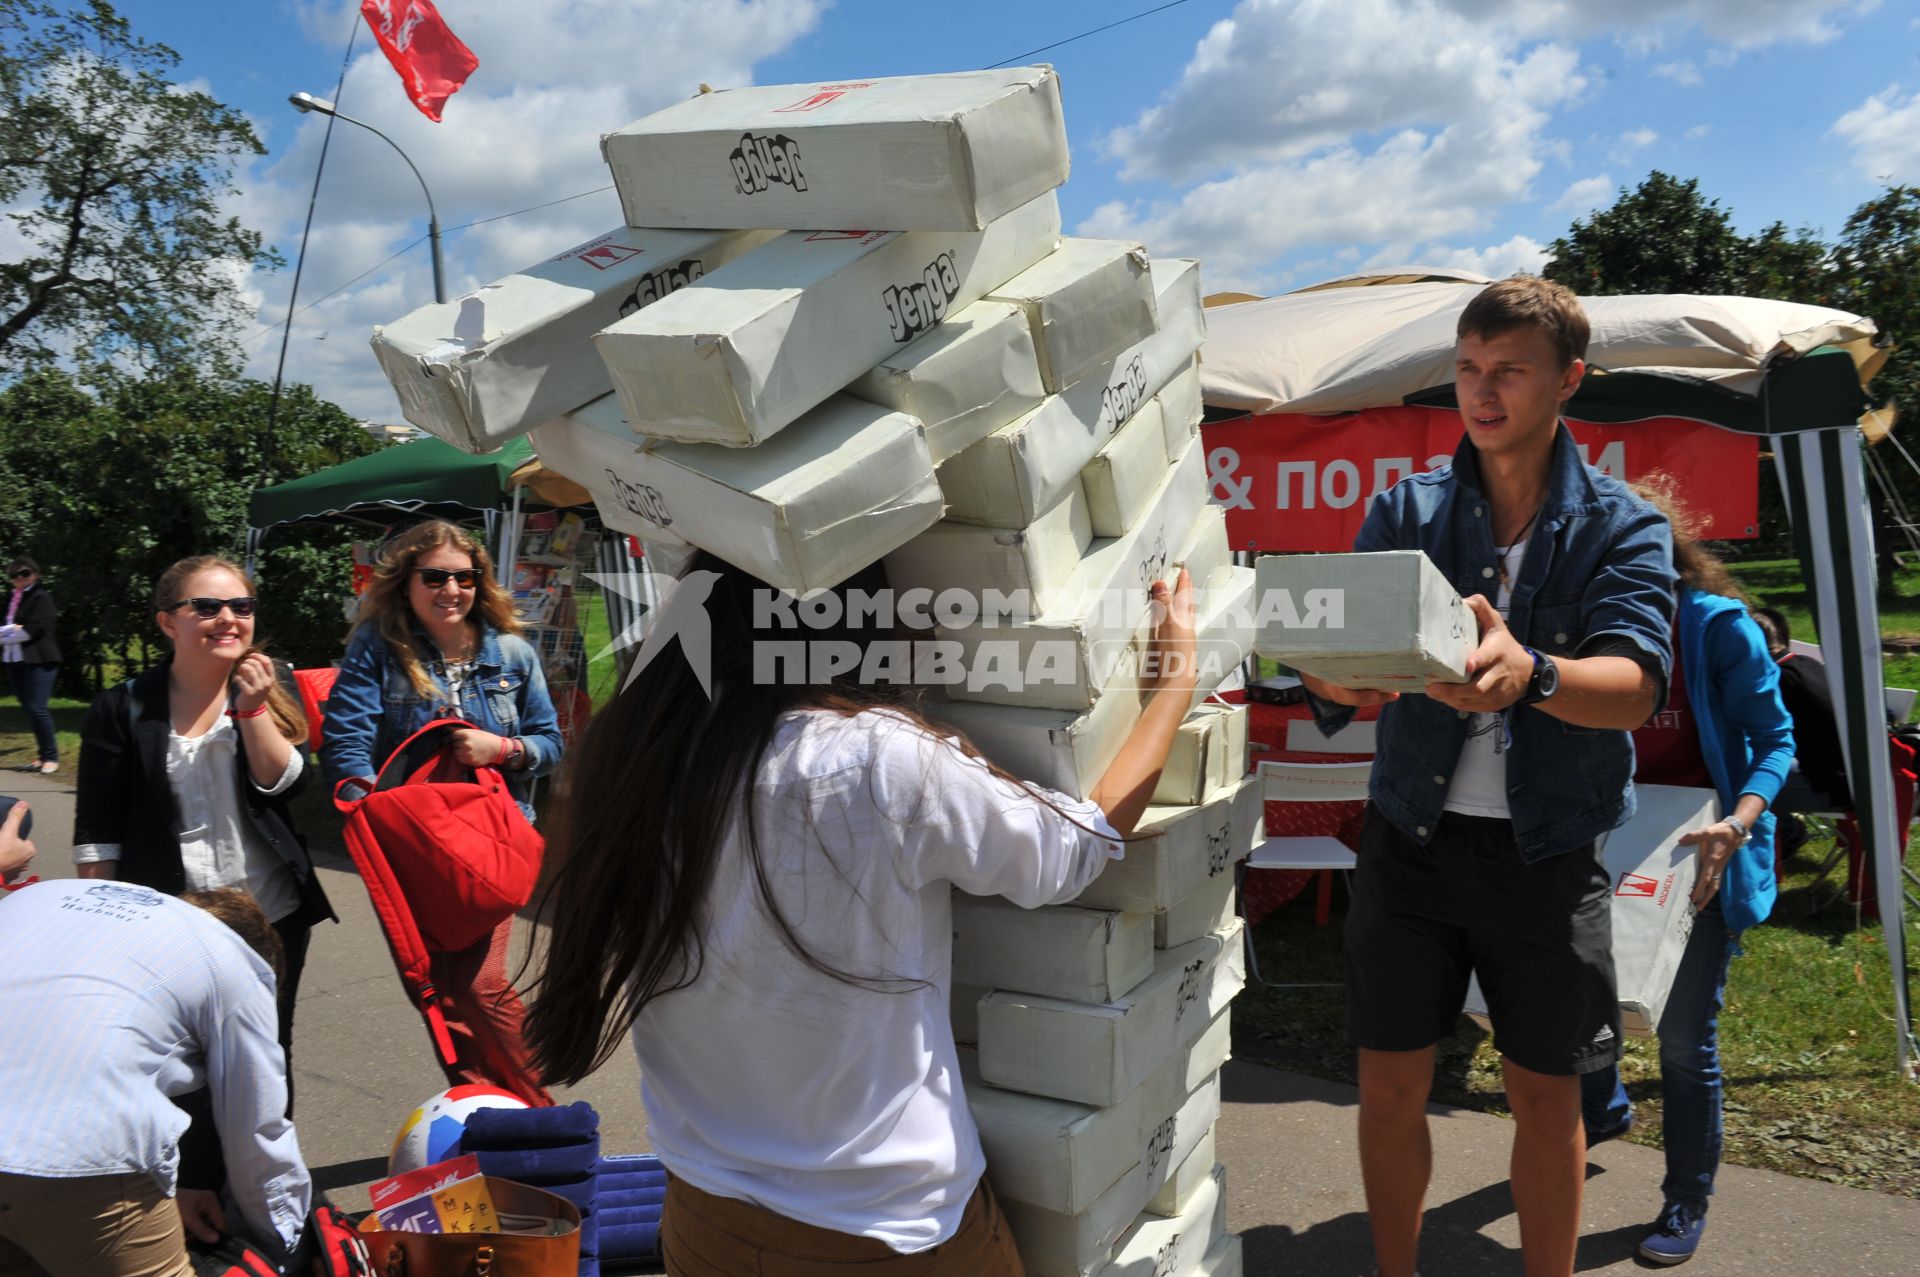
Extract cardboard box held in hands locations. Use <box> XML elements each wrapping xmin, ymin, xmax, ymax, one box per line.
<box><xmin>1253</xmin><ymin>550</ymin><xmax>1474</xmax><ymax>691</ymax></box>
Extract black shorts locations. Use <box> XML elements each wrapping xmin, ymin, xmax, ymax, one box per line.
<box><xmin>1344</xmin><ymin>808</ymin><xmax>1621</xmax><ymax>1076</ymax></box>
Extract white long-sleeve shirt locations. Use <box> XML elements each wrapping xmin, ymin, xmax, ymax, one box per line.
<box><xmin>0</xmin><ymin>879</ymin><xmax>312</xmax><ymax>1258</ymax></box>
<box><xmin>632</xmin><ymin>709</ymin><xmax>1122</xmax><ymax>1253</ymax></box>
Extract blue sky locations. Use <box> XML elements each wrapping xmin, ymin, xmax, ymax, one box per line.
<box><xmin>114</xmin><ymin>0</ymin><xmax>1920</xmax><ymax>421</ymax></box>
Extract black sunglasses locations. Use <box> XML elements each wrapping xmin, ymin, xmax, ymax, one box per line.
<box><xmin>415</xmin><ymin>568</ymin><xmax>483</xmax><ymax>588</ymax></box>
<box><xmin>167</xmin><ymin>596</ymin><xmax>256</xmax><ymax>619</ymax></box>
<box><xmin>8</xmin><ymin>570</ymin><xmax>33</xmax><ymax>579</ymax></box>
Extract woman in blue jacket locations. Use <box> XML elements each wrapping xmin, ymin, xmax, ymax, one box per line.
<box><xmin>1583</xmin><ymin>479</ymin><xmax>1794</xmax><ymax>1266</ymax></box>
<box><xmin>322</xmin><ymin>519</ymin><xmax>563</xmax><ymax>1105</ymax></box>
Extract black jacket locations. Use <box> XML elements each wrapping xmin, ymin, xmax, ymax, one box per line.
<box><xmin>5</xmin><ymin>583</ymin><xmax>59</xmax><ymax>664</ymax></box>
<box><xmin>73</xmin><ymin>660</ymin><xmax>335</xmax><ymax>927</ymax></box>
<box><xmin>1776</xmin><ymin>654</ymin><xmax>1852</xmax><ymax>809</ymax></box>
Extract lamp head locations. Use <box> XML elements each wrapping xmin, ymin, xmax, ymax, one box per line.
<box><xmin>289</xmin><ymin>92</ymin><xmax>337</xmax><ymax>116</ymax></box>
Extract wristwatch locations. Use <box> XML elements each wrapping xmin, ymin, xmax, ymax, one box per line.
<box><xmin>1520</xmin><ymin>647</ymin><xmax>1560</xmax><ymax>705</ymax></box>
<box><xmin>1722</xmin><ymin>814</ymin><xmax>1750</xmax><ymax>845</ymax></box>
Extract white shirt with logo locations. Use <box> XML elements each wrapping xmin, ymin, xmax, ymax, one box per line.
<box><xmin>1444</xmin><ymin>542</ymin><xmax>1525</xmax><ymax>818</ymax></box>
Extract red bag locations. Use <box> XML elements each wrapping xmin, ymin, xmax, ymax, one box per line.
<box><xmin>336</xmin><ymin>719</ymin><xmax>544</xmax><ymax>1063</ymax></box>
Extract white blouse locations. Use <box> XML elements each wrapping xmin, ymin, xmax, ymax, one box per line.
<box><xmin>631</xmin><ymin>708</ymin><xmax>1123</xmax><ymax>1253</ymax></box>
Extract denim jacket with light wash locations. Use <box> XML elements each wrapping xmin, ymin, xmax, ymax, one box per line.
<box><xmin>321</xmin><ymin>622</ymin><xmax>563</xmax><ymax>820</ymax></box>
<box><xmin>1318</xmin><ymin>426</ymin><xmax>1677</xmax><ymax>863</ymax></box>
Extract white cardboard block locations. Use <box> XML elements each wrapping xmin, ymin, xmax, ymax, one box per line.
<box><xmin>930</xmin><ymin>683</ymin><xmax>1147</xmax><ymax>803</ymax></box>
<box><xmin>601</xmin><ymin>67</ymin><xmax>1070</xmax><ymax>232</ymax></box>
<box><xmin>1072</xmin><ymin>775</ymin><xmax>1265</xmax><ymax>914</ymax></box>
<box><xmin>1081</xmin><ymin>397</ymin><xmax>1172</xmax><ymax>538</ymax></box>
<box><xmin>1467</xmin><ymin>784</ymin><xmax>1712</xmax><ymax>1037</ymax></box>
<box><xmin>962</xmin><ymin>1009</ymin><xmax>1229</xmax><ymax>1219</ymax></box>
<box><xmin>939</xmin><ymin>257</ymin><xmax>1205</xmax><ymax>528</ymax></box>
<box><xmin>847</xmin><ymin>300</ymin><xmax>1047</xmax><ymax>462</ymax></box>
<box><xmin>977</xmin><ymin>922</ymin><xmax>1245</xmax><ymax>1107</ymax></box>
<box><xmin>1156</xmin><ymin>358</ymin><xmax>1203</xmax><ymax>464</ymax></box>
<box><xmin>1145</xmin><ymin>1127</ymin><xmax>1217</xmax><ymax>1219</ymax></box>
<box><xmin>1253</xmin><ymin>550</ymin><xmax>1473</xmax><ymax>689</ymax></box>
<box><xmin>1156</xmin><ymin>872</ymin><xmax>1238</xmax><ymax>951</ymax></box>
<box><xmin>1154</xmin><ymin>704</ymin><xmax>1249</xmax><ymax>807</ymax></box>
<box><xmin>1000</xmin><ymin>1071</ymin><xmax>1221</xmax><ymax>1277</ymax></box>
<box><xmin>371</xmin><ymin>226</ymin><xmax>780</xmax><ymax>454</ymax></box>
<box><xmin>593</xmin><ymin>193</ymin><xmax>1061</xmax><ymax>447</ymax></box>
<box><xmin>939</xmin><ymin>442</ymin><xmax>1208</xmax><ymax>711</ymax></box>
<box><xmin>1197</xmin><ymin>1233</ymin><xmax>1243</xmax><ymax>1277</ymax></box>
<box><xmin>985</xmin><ymin>239</ymin><xmax>1158</xmax><ymax>393</ymax></box>
<box><xmin>951</xmin><ymin>895</ymin><xmax>1154</xmax><ymax>1004</ymax></box>
<box><xmin>1179</xmin><ymin>505</ymin><xmax>1233</xmax><ymax>595</ymax></box>
<box><xmin>883</xmin><ymin>481</ymin><xmax>1092</xmax><ymax>601</ymax></box>
<box><xmin>530</xmin><ymin>393</ymin><xmax>940</xmax><ymax>596</ymax></box>
<box><xmin>1105</xmin><ymin>1161</ymin><xmax>1226</xmax><ymax>1274</ymax></box>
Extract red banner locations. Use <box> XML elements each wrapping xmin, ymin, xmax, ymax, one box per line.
<box><xmin>362</xmin><ymin>0</ymin><xmax>479</xmax><ymax>122</ymax></box>
<box><xmin>1199</xmin><ymin>406</ymin><xmax>1759</xmax><ymax>553</ymax></box>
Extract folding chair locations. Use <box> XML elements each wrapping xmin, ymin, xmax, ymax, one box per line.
<box><xmin>1238</xmin><ymin>758</ymin><xmax>1370</xmax><ymax>987</ymax></box>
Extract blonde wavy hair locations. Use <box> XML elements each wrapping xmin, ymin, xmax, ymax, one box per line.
<box><xmin>352</xmin><ymin>520</ymin><xmax>522</xmax><ymax>699</ymax></box>
<box><xmin>152</xmin><ymin>556</ymin><xmax>309</xmax><ymax>746</ymax></box>
<box><xmin>1631</xmin><ymin>472</ymin><xmax>1749</xmax><ymax>603</ymax></box>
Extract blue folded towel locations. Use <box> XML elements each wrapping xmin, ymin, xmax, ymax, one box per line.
<box><xmin>600</xmin><ymin>1204</ymin><xmax>663</xmax><ymax>1227</ymax></box>
<box><xmin>473</xmin><ymin>1140</ymin><xmax>602</xmax><ymax>1182</ymax></box>
<box><xmin>598</xmin><ymin>1189</ymin><xmax>666</xmax><ymax>1213</ymax></box>
<box><xmin>461</xmin><ymin>1100</ymin><xmax>600</xmax><ymax>1150</ymax></box>
<box><xmin>599</xmin><ymin>1167</ymin><xmax>668</xmax><ymax>1188</ymax></box>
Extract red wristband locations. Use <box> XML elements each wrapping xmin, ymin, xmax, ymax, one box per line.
<box><xmin>229</xmin><ymin>704</ymin><xmax>270</xmax><ymax>720</ymax></box>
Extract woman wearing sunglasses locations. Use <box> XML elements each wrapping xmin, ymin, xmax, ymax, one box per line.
<box><xmin>72</xmin><ymin>556</ymin><xmax>336</xmax><ymax>1066</ymax></box>
<box><xmin>321</xmin><ymin>518</ymin><xmax>562</xmax><ymax>1105</ymax></box>
<box><xmin>2</xmin><ymin>558</ymin><xmax>62</xmax><ymax>774</ymax></box>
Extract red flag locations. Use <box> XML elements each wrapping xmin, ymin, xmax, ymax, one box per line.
<box><xmin>361</xmin><ymin>0</ymin><xmax>478</xmax><ymax>122</ymax></box>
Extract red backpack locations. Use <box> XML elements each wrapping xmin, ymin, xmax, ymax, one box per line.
<box><xmin>335</xmin><ymin>719</ymin><xmax>544</xmax><ymax>1064</ymax></box>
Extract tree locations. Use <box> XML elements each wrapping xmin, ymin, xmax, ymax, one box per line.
<box><xmin>0</xmin><ymin>368</ymin><xmax>377</xmax><ymax>690</ymax></box>
<box><xmin>0</xmin><ymin>0</ymin><xmax>280</xmax><ymax>375</ymax></box>
<box><xmin>1544</xmin><ymin>172</ymin><xmax>1752</xmax><ymax>296</ymax></box>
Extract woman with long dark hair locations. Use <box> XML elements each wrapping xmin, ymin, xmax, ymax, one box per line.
<box><xmin>2</xmin><ymin>557</ymin><xmax>62</xmax><ymax>774</ymax></box>
<box><xmin>526</xmin><ymin>550</ymin><xmax>1203</xmax><ymax>1275</ymax></box>
<box><xmin>73</xmin><ymin>555</ymin><xmax>334</xmax><ymax>1062</ymax></box>
<box><xmin>1581</xmin><ymin>477</ymin><xmax>1794</xmax><ymax>1266</ymax></box>
<box><xmin>322</xmin><ymin>519</ymin><xmax>562</xmax><ymax>1106</ymax></box>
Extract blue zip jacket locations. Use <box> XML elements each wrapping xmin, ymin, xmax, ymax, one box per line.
<box><xmin>1674</xmin><ymin>588</ymin><xmax>1794</xmax><ymax>935</ymax></box>
<box><xmin>321</xmin><ymin>622</ymin><xmax>563</xmax><ymax>820</ymax></box>
<box><xmin>1321</xmin><ymin>426</ymin><xmax>1677</xmax><ymax>862</ymax></box>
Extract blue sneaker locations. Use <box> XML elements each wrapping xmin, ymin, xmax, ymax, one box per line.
<box><xmin>1639</xmin><ymin>1200</ymin><xmax>1707</xmax><ymax>1265</ymax></box>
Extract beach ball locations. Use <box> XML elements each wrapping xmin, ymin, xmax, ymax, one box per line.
<box><xmin>388</xmin><ymin>1084</ymin><xmax>528</xmax><ymax>1176</ymax></box>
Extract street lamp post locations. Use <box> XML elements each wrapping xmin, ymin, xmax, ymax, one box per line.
<box><xmin>289</xmin><ymin>91</ymin><xmax>446</xmax><ymax>303</ymax></box>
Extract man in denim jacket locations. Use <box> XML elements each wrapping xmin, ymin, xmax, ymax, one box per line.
<box><xmin>1302</xmin><ymin>277</ymin><xmax>1675</xmax><ymax>1277</ymax></box>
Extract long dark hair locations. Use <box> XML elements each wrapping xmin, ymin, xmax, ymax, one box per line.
<box><xmin>525</xmin><ymin>550</ymin><xmax>964</xmax><ymax>1085</ymax></box>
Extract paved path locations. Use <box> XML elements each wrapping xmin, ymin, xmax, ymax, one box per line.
<box><xmin>12</xmin><ymin>773</ymin><xmax>1920</xmax><ymax>1274</ymax></box>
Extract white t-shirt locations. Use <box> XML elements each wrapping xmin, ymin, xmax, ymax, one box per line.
<box><xmin>169</xmin><ymin>718</ymin><xmax>303</xmax><ymax>922</ymax></box>
<box><xmin>1444</xmin><ymin>542</ymin><xmax>1524</xmax><ymax>818</ymax></box>
<box><xmin>630</xmin><ymin>708</ymin><xmax>1123</xmax><ymax>1253</ymax></box>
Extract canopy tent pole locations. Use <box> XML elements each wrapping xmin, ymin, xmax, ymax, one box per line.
<box><xmin>497</xmin><ymin>485</ymin><xmax>526</xmax><ymax>588</ymax></box>
<box><xmin>1776</xmin><ymin>430</ymin><xmax>1918</xmax><ymax>1078</ymax></box>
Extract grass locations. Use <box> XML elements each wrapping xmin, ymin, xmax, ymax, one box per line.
<box><xmin>0</xmin><ymin>696</ymin><xmax>88</xmax><ymax>773</ymax></box>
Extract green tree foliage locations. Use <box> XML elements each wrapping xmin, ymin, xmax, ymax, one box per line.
<box><xmin>0</xmin><ymin>0</ymin><xmax>280</xmax><ymax>374</ymax></box>
<box><xmin>1544</xmin><ymin>172</ymin><xmax>1753</xmax><ymax>296</ymax></box>
<box><xmin>0</xmin><ymin>369</ymin><xmax>377</xmax><ymax>690</ymax></box>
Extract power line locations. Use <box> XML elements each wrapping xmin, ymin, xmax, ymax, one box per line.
<box><xmin>241</xmin><ymin>234</ymin><xmax>427</xmax><ymax>346</ymax></box>
<box><xmin>444</xmin><ymin>184</ymin><xmax>616</xmax><ymax>233</ymax></box>
<box><xmin>985</xmin><ymin>0</ymin><xmax>1198</xmax><ymax>69</ymax></box>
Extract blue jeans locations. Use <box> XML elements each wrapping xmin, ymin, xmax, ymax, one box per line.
<box><xmin>1580</xmin><ymin>896</ymin><xmax>1736</xmax><ymax>1208</ymax></box>
<box><xmin>5</xmin><ymin>661</ymin><xmax>58</xmax><ymax>762</ymax></box>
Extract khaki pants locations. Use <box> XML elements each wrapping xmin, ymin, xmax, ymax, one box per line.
<box><xmin>0</xmin><ymin>1172</ymin><xmax>192</xmax><ymax>1277</ymax></box>
<box><xmin>662</xmin><ymin>1174</ymin><xmax>1024</xmax><ymax>1276</ymax></box>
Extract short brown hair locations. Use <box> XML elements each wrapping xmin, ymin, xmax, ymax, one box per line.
<box><xmin>1457</xmin><ymin>275</ymin><xmax>1591</xmax><ymax>369</ymax></box>
<box><xmin>183</xmin><ymin>888</ymin><xmax>285</xmax><ymax>984</ymax></box>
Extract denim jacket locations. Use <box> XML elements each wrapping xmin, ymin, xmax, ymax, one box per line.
<box><xmin>1321</xmin><ymin>427</ymin><xmax>1677</xmax><ymax>862</ymax></box>
<box><xmin>321</xmin><ymin>622</ymin><xmax>563</xmax><ymax>819</ymax></box>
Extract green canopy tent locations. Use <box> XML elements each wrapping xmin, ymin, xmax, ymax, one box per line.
<box><xmin>246</xmin><ymin>435</ymin><xmax>542</xmax><ymax>581</ymax></box>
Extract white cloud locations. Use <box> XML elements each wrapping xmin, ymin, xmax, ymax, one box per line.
<box><xmin>237</xmin><ymin>0</ymin><xmax>827</xmax><ymax>420</ymax></box>
<box><xmin>1444</xmin><ymin>0</ymin><xmax>1864</xmax><ymax>49</ymax></box>
<box><xmin>1608</xmin><ymin>126</ymin><xmax>1659</xmax><ymax>164</ymax></box>
<box><xmin>1830</xmin><ymin>85</ymin><xmax>1920</xmax><ymax>183</ymax></box>
<box><xmin>1550</xmin><ymin>174</ymin><xmax>1615</xmax><ymax>213</ymax></box>
<box><xmin>1652</xmin><ymin>60</ymin><xmax>1702</xmax><ymax>86</ymax></box>
<box><xmin>1683</xmin><ymin>123</ymin><xmax>1713</xmax><ymax>141</ymax></box>
<box><xmin>1369</xmin><ymin>234</ymin><xmax>1551</xmax><ymax>278</ymax></box>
